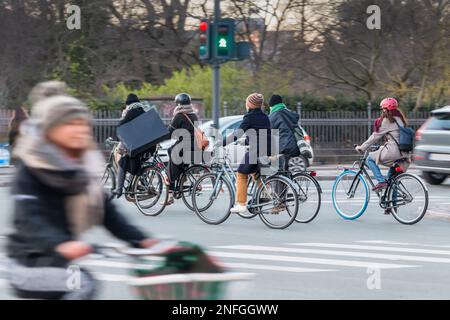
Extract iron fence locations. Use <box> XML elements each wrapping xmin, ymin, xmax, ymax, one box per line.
<box><xmin>0</xmin><ymin>109</ymin><xmax>429</xmax><ymax>163</ymax></box>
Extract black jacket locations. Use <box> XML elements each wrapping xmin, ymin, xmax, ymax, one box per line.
<box><xmin>117</xmin><ymin>106</ymin><xmax>153</xmax><ymax>175</ymax></box>
<box><xmin>223</xmin><ymin>108</ymin><xmax>272</xmax><ymax>174</ymax></box>
<box><xmin>269</xmin><ymin>108</ymin><xmax>300</xmax><ymax>157</ymax></box>
<box><xmin>168</xmin><ymin>112</ymin><xmax>200</xmax><ymax>163</ymax></box>
<box><xmin>169</xmin><ymin>112</ymin><xmax>198</xmax><ymax>149</ymax></box>
<box><xmin>7</xmin><ymin>163</ymin><xmax>148</xmax><ymax>267</ymax></box>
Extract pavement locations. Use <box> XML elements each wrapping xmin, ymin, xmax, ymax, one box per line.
<box><xmin>0</xmin><ymin>178</ymin><xmax>450</xmax><ymax>300</ymax></box>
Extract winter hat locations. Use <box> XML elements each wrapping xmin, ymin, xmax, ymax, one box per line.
<box><xmin>31</xmin><ymin>95</ymin><xmax>91</xmax><ymax>133</ymax></box>
<box><xmin>28</xmin><ymin>81</ymin><xmax>68</xmax><ymax>105</ymax></box>
<box><xmin>269</xmin><ymin>94</ymin><xmax>283</xmax><ymax>107</ymax></box>
<box><xmin>246</xmin><ymin>93</ymin><xmax>264</xmax><ymax>109</ymax></box>
<box><xmin>126</xmin><ymin>93</ymin><xmax>140</xmax><ymax>106</ymax></box>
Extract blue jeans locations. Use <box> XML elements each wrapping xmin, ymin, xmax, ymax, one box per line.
<box><xmin>367</xmin><ymin>156</ymin><xmax>386</xmax><ymax>183</ymax></box>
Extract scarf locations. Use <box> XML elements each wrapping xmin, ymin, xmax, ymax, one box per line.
<box><xmin>13</xmin><ymin>120</ymin><xmax>105</xmax><ymax>236</ymax></box>
<box><xmin>173</xmin><ymin>104</ymin><xmax>195</xmax><ymax>116</ymax></box>
<box><xmin>270</xmin><ymin>103</ymin><xmax>286</xmax><ymax>114</ymax></box>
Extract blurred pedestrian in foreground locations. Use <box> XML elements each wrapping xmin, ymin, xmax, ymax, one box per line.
<box><xmin>6</xmin><ymin>94</ymin><xmax>158</xmax><ymax>300</ymax></box>
<box><xmin>8</xmin><ymin>106</ymin><xmax>28</xmax><ymax>164</ymax></box>
<box><xmin>28</xmin><ymin>80</ymin><xmax>68</xmax><ymax>105</ymax></box>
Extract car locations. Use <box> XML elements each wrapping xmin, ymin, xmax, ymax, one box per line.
<box><xmin>413</xmin><ymin>105</ymin><xmax>450</xmax><ymax>185</ymax></box>
<box><xmin>158</xmin><ymin>115</ymin><xmax>314</xmax><ymax>172</ymax></box>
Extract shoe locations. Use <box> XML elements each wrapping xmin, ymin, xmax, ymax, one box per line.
<box><xmin>271</xmin><ymin>204</ymin><xmax>287</xmax><ymax>214</ymax></box>
<box><xmin>230</xmin><ymin>203</ymin><xmax>247</xmax><ymax>214</ymax></box>
<box><xmin>372</xmin><ymin>182</ymin><xmax>387</xmax><ymax>191</ymax></box>
<box><xmin>160</xmin><ymin>193</ymin><xmax>174</xmax><ymax>206</ymax></box>
<box><xmin>384</xmin><ymin>208</ymin><xmax>392</xmax><ymax>215</ymax></box>
<box><xmin>112</xmin><ymin>189</ymin><xmax>123</xmax><ymax>199</ymax></box>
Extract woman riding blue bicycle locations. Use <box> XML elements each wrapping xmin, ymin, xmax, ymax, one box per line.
<box><xmin>355</xmin><ymin>97</ymin><xmax>411</xmax><ymax>213</ymax></box>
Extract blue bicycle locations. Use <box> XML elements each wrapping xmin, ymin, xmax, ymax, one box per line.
<box><xmin>331</xmin><ymin>145</ymin><xmax>428</xmax><ymax>225</ymax></box>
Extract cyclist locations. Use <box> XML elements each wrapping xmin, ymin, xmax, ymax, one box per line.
<box><xmin>355</xmin><ymin>98</ymin><xmax>411</xmax><ymax>210</ymax></box>
<box><xmin>6</xmin><ymin>94</ymin><xmax>158</xmax><ymax>299</ymax></box>
<box><xmin>164</xmin><ymin>93</ymin><xmax>202</xmax><ymax>205</ymax></box>
<box><xmin>217</xmin><ymin>93</ymin><xmax>272</xmax><ymax>214</ymax></box>
<box><xmin>268</xmin><ymin>94</ymin><xmax>301</xmax><ymax>171</ymax></box>
<box><xmin>112</xmin><ymin>93</ymin><xmax>154</xmax><ymax>198</ymax></box>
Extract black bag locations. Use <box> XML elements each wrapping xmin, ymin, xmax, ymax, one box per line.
<box><xmin>278</xmin><ymin>110</ymin><xmax>311</xmax><ymax>158</ymax></box>
<box><xmin>392</xmin><ymin>119</ymin><xmax>415</xmax><ymax>152</ymax></box>
<box><xmin>117</xmin><ymin>109</ymin><xmax>170</xmax><ymax>157</ymax></box>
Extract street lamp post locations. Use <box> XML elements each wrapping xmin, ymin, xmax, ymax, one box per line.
<box><xmin>212</xmin><ymin>0</ymin><xmax>221</xmax><ymax>129</ymax></box>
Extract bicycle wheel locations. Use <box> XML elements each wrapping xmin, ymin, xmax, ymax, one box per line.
<box><xmin>388</xmin><ymin>173</ymin><xmax>429</xmax><ymax>225</ymax></box>
<box><xmin>192</xmin><ymin>173</ymin><xmax>234</xmax><ymax>225</ymax></box>
<box><xmin>133</xmin><ymin>167</ymin><xmax>168</xmax><ymax>216</ymax></box>
<box><xmin>332</xmin><ymin>170</ymin><xmax>369</xmax><ymax>220</ymax></box>
<box><xmin>292</xmin><ymin>173</ymin><xmax>321</xmax><ymax>223</ymax></box>
<box><xmin>256</xmin><ymin>175</ymin><xmax>299</xmax><ymax>229</ymax></box>
<box><xmin>179</xmin><ymin>165</ymin><xmax>210</xmax><ymax>212</ymax></box>
<box><xmin>101</xmin><ymin>165</ymin><xmax>116</xmax><ymax>200</ymax></box>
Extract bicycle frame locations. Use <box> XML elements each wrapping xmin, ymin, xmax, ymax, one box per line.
<box><xmin>345</xmin><ymin>149</ymin><xmax>413</xmax><ymax>210</ymax></box>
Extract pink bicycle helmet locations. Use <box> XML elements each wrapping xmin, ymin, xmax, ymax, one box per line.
<box><xmin>380</xmin><ymin>97</ymin><xmax>398</xmax><ymax>111</ymax></box>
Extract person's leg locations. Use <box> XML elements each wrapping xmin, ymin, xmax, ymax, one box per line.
<box><xmin>113</xmin><ymin>165</ymin><xmax>126</xmax><ymax>198</ymax></box>
<box><xmin>230</xmin><ymin>172</ymin><xmax>248</xmax><ymax>213</ymax></box>
<box><xmin>367</xmin><ymin>156</ymin><xmax>386</xmax><ymax>184</ymax></box>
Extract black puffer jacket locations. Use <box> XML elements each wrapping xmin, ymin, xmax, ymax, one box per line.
<box><xmin>7</xmin><ymin>163</ymin><xmax>148</xmax><ymax>267</ymax></box>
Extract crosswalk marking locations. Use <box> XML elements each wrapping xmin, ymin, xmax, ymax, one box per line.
<box><xmin>285</xmin><ymin>243</ymin><xmax>450</xmax><ymax>256</ymax></box>
<box><xmin>209</xmin><ymin>251</ymin><xmax>417</xmax><ymax>269</ymax></box>
<box><xmin>80</xmin><ymin>259</ymin><xmax>329</xmax><ymax>274</ymax></box>
<box><xmin>357</xmin><ymin>240</ymin><xmax>450</xmax><ymax>248</ymax></box>
<box><xmin>215</xmin><ymin>245</ymin><xmax>450</xmax><ymax>264</ymax></box>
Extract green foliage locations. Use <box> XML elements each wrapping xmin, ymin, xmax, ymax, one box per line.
<box><xmin>96</xmin><ymin>63</ymin><xmax>446</xmax><ymax>113</ymax></box>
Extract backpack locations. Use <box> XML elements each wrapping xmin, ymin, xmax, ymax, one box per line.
<box><xmin>391</xmin><ymin>119</ymin><xmax>415</xmax><ymax>152</ymax></box>
<box><xmin>183</xmin><ymin>114</ymin><xmax>209</xmax><ymax>150</ymax></box>
<box><xmin>277</xmin><ymin>110</ymin><xmax>312</xmax><ymax>158</ymax></box>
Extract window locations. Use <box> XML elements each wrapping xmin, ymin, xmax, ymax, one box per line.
<box><xmin>426</xmin><ymin>114</ymin><xmax>450</xmax><ymax>130</ymax></box>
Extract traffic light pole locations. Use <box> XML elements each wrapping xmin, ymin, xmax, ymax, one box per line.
<box><xmin>212</xmin><ymin>0</ymin><xmax>220</xmax><ymax>130</ymax></box>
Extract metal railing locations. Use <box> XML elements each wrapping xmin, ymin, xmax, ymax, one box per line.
<box><xmin>0</xmin><ymin>109</ymin><xmax>429</xmax><ymax>164</ymax></box>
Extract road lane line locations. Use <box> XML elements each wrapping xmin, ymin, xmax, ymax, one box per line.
<box><xmin>223</xmin><ymin>262</ymin><xmax>335</xmax><ymax>273</ymax></box>
<box><xmin>79</xmin><ymin>259</ymin><xmax>334</xmax><ymax>274</ymax></box>
<box><xmin>358</xmin><ymin>240</ymin><xmax>450</xmax><ymax>248</ymax></box>
<box><xmin>216</xmin><ymin>245</ymin><xmax>450</xmax><ymax>264</ymax></box>
<box><xmin>209</xmin><ymin>251</ymin><xmax>417</xmax><ymax>269</ymax></box>
<box><xmin>285</xmin><ymin>243</ymin><xmax>450</xmax><ymax>256</ymax></box>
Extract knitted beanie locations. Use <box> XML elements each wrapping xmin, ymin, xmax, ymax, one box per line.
<box><xmin>126</xmin><ymin>93</ymin><xmax>140</xmax><ymax>106</ymax></box>
<box><xmin>246</xmin><ymin>93</ymin><xmax>264</xmax><ymax>109</ymax></box>
<box><xmin>269</xmin><ymin>94</ymin><xmax>283</xmax><ymax>107</ymax></box>
<box><xmin>31</xmin><ymin>95</ymin><xmax>91</xmax><ymax>133</ymax></box>
<box><xmin>28</xmin><ymin>81</ymin><xmax>68</xmax><ymax>105</ymax></box>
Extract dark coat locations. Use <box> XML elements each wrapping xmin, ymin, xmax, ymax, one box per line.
<box><xmin>223</xmin><ymin>108</ymin><xmax>272</xmax><ymax>174</ymax></box>
<box><xmin>7</xmin><ymin>163</ymin><xmax>148</xmax><ymax>268</ymax></box>
<box><xmin>168</xmin><ymin>112</ymin><xmax>200</xmax><ymax>163</ymax></box>
<box><xmin>117</xmin><ymin>106</ymin><xmax>153</xmax><ymax>175</ymax></box>
<box><xmin>269</xmin><ymin>108</ymin><xmax>300</xmax><ymax>157</ymax></box>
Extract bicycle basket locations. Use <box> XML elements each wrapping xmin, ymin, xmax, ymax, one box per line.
<box><xmin>125</xmin><ymin>241</ymin><xmax>251</xmax><ymax>300</ymax></box>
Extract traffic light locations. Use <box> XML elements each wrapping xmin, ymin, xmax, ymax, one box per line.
<box><xmin>198</xmin><ymin>19</ymin><xmax>210</xmax><ymax>60</ymax></box>
<box><xmin>214</xmin><ymin>18</ymin><xmax>235</xmax><ymax>60</ymax></box>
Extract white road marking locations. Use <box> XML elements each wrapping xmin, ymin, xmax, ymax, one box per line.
<box><xmin>358</xmin><ymin>240</ymin><xmax>450</xmax><ymax>248</ymax></box>
<box><xmin>216</xmin><ymin>245</ymin><xmax>450</xmax><ymax>264</ymax></box>
<box><xmin>287</xmin><ymin>242</ymin><xmax>450</xmax><ymax>254</ymax></box>
<box><xmin>80</xmin><ymin>259</ymin><xmax>332</xmax><ymax>274</ymax></box>
<box><xmin>209</xmin><ymin>251</ymin><xmax>417</xmax><ymax>269</ymax></box>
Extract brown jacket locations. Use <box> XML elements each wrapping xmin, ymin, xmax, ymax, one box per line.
<box><xmin>360</xmin><ymin>117</ymin><xmax>411</xmax><ymax>170</ymax></box>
